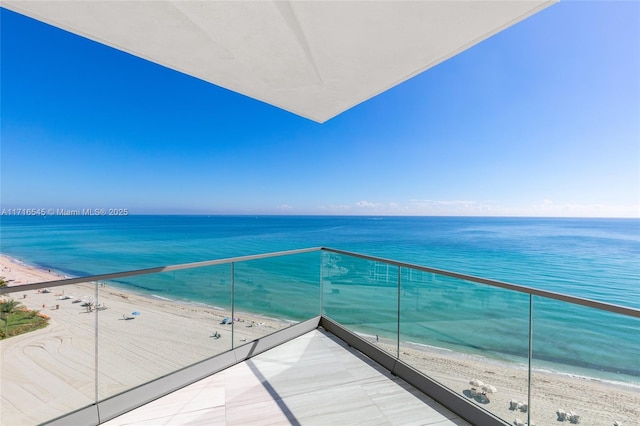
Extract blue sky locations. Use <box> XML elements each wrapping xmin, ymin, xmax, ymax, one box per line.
<box><xmin>1</xmin><ymin>1</ymin><xmax>638</xmax><ymax>217</ymax></box>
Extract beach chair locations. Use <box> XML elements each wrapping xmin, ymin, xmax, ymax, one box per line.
<box><xmin>568</xmin><ymin>412</ymin><xmax>580</xmax><ymax>424</ymax></box>
<box><xmin>556</xmin><ymin>409</ymin><xmax>567</xmax><ymax>421</ymax></box>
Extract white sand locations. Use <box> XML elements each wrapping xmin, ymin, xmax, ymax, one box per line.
<box><xmin>0</xmin><ymin>255</ymin><xmax>291</xmax><ymax>425</ymax></box>
<box><xmin>372</xmin><ymin>339</ymin><xmax>639</xmax><ymax>426</ymax></box>
<box><xmin>1</xmin><ymin>254</ymin><xmax>638</xmax><ymax>426</ymax></box>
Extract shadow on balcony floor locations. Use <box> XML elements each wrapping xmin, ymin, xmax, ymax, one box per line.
<box><xmin>102</xmin><ymin>329</ymin><xmax>470</xmax><ymax>425</ymax></box>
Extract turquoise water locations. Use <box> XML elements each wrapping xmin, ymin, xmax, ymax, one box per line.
<box><xmin>1</xmin><ymin>215</ymin><xmax>638</xmax><ymax>382</ymax></box>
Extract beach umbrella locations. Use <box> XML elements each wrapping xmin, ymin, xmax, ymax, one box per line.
<box><xmin>482</xmin><ymin>385</ymin><xmax>497</xmax><ymax>394</ymax></box>
<box><xmin>469</xmin><ymin>379</ymin><xmax>484</xmax><ymax>387</ymax></box>
<box><xmin>131</xmin><ymin>311</ymin><xmax>140</xmax><ymax>315</ymax></box>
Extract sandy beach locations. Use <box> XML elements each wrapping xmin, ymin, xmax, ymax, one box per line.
<box><xmin>0</xmin><ymin>255</ymin><xmax>292</xmax><ymax>425</ymax></box>
<box><xmin>1</xmin><ymin>254</ymin><xmax>638</xmax><ymax>426</ymax></box>
<box><xmin>374</xmin><ymin>340</ymin><xmax>639</xmax><ymax>426</ymax></box>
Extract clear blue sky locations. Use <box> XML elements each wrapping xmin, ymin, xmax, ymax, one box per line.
<box><xmin>1</xmin><ymin>1</ymin><xmax>638</xmax><ymax>217</ymax></box>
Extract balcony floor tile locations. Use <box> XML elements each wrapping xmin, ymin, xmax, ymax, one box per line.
<box><xmin>102</xmin><ymin>329</ymin><xmax>470</xmax><ymax>426</ymax></box>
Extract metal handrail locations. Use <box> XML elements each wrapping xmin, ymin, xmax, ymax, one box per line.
<box><xmin>1</xmin><ymin>246</ymin><xmax>637</xmax><ymax>426</ymax></box>
<box><xmin>0</xmin><ymin>247</ymin><xmax>321</xmax><ymax>293</ymax></box>
<box><xmin>321</xmin><ymin>247</ymin><xmax>640</xmax><ymax>318</ymax></box>
<box><xmin>2</xmin><ymin>246</ymin><xmax>638</xmax><ymax>318</ymax></box>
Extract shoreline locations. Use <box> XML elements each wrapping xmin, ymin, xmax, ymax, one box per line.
<box><xmin>1</xmin><ymin>253</ymin><xmax>73</xmax><ymax>285</ymax></box>
<box><xmin>0</xmin><ymin>253</ymin><xmax>293</xmax><ymax>326</ymax></box>
<box><xmin>1</xmin><ymin>253</ymin><xmax>639</xmax><ymax>425</ymax></box>
<box><xmin>3</xmin><ymin>252</ymin><xmax>640</xmax><ymax>384</ymax></box>
<box><xmin>0</xmin><ymin>254</ymin><xmax>301</xmax><ymax>425</ymax></box>
<box><xmin>400</xmin><ymin>338</ymin><xmax>640</xmax><ymax>391</ymax></box>
<box><xmin>355</xmin><ymin>323</ymin><xmax>640</xmax><ymax>391</ymax></box>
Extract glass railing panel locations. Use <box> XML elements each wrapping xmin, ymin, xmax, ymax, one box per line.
<box><xmin>530</xmin><ymin>297</ymin><xmax>640</xmax><ymax>426</ymax></box>
<box><xmin>232</xmin><ymin>251</ymin><xmax>321</xmax><ymax>347</ymax></box>
<box><xmin>96</xmin><ymin>264</ymin><xmax>232</xmax><ymax>402</ymax></box>
<box><xmin>5</xmin><ymin>248</ymin><xmax>637</xmax><ymax>426</ymax></box>
<box><xmin>399</xmin><ymin>268</ymin><xmax>531</xmax><ymax>424</ymax></box>
<box><xmin>322</xmin><ymin>252</ymin><xmax>399</xmax><ymax>356</ymax></box>
<box><xmin>1</xmin><ymin>281</ymin><xmax>98</xmax><ymax>425</ymax></box>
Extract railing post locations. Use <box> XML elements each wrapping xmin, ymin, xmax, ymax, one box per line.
<box><xmin>319</xmin><ymin>250</ymin><xmax>324</xmax><ymax>317</ymax></box>
<box><xmin>94</xmin><ymin>280</ymin><xmax>99</xmax><ymax>407</ymax></box>
<box><xmin>231</xmin><ymin>262</ymin><xmax>235</xmax><ymax>349</ymax></box>
<box><xmin>528</xmin><ymin>294</ymin><xmax>533</xmax><ymax>426</ymax></box>
<box><xmin>397</xmin><ymin>266</ymin><xmax>401</xmax><ymax>359</ymax></box>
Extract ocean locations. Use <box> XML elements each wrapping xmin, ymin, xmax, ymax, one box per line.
<box><xmin>1</xmin><ymin>215</ymin><xmax>638</xmax><ymax>383</ymax></box>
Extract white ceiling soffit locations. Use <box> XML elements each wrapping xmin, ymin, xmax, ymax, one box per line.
<box><xmin>2</xmin><ymin>1</ymin><xmax>556</xmax><ymax>123</ymax></box>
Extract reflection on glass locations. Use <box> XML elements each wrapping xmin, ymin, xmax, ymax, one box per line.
<box><xmin>530</xmin><ymin>296</ymin><xmax>639</xmax><ymax>426</ymax></box>
<box><xmin>233</xmin><ymin>252</ymin><xmax>321</xmax><ymax>347</ymax></box>
<box><xmin>399</xmin><ymin>268</ymin><xmax>531</xmax><ymax>425</ymax></box>
<box><xmin>322</xmin><ymin>252</ymin><xmax>399</xmax><ymax>356</ymax></box>
<box><xmin>2</xmin><ymin>249</ymin><xmax>637</xmax><ymax>426</ymax></box>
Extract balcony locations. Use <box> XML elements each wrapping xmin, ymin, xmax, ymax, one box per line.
<box><xmin>1</xmin><ymin>248</ymin><xmax>638</xmax><ymax>426</ymax></box>
<box><xmin>100</xmin><ymin>328</ymin><xmax>470</xmax><ymax>426</ymax></box>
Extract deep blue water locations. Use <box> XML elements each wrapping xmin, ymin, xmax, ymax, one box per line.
<box><xmin>1</xmin><ymin>215</ymin><xmax>638</xmax><ymax>382</ymax></box>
